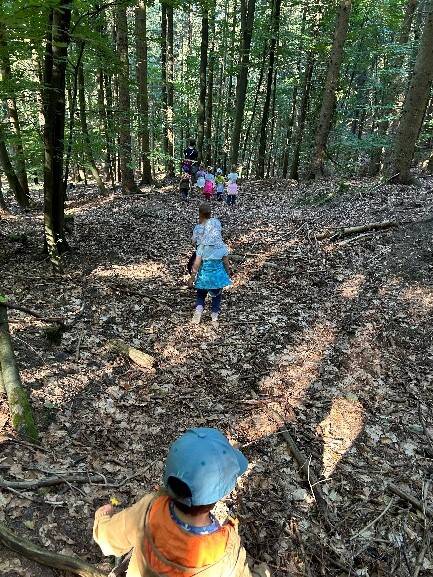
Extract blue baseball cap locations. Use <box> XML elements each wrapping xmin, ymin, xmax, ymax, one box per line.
<box><xmin>163</xmin><ymin>428</ymin><xmax>249</xmax><ymax>506</ymax></box>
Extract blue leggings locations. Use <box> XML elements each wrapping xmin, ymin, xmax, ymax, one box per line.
<box><xmin>196</xmin><ymin>289</ymin><xmax>222</xmax><ymax>313</ymax></box>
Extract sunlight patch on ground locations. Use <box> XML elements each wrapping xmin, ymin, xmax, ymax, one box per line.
<box><xmin>318</xmin><ymin>396</ymin><xmax>364</xmax><ymax>478</ymax></box>
<box><xmin>400</xmin><ymin>285</ymin><xmax>433</xmax><ymax>311</ymax></box>
<box><xmin>91</xmin><ymin>261</ymin><xmax>169</xmax><ymax>281</ymax></box>
<box><xmin>338</xmin><ymin>274</ymin><xmax>366</xmax><ymax>299</ymax></box>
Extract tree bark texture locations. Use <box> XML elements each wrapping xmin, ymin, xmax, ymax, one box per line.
<box><xmin>0</xmin><ymin>305</ymin><xmax>38</xmax><ymax>441</ymax></box>
<box><xmin>197</xmin><ymin>12</ymin><xmax>209</xmax><ymax>161</ymax></box>
<box><xmin>116</xmin><ymin>3</ymin><xmax>138</xmax><ymax>193</ymax></box>
<box><xmin>308</xmin><ymin>0</ymin><xmax>352</xmax><ymax>179</ymax></box>
<box><xmin>43</xmin><ymin>2</ymin><xmax>72</xmax><ymax>270</ymax></box>
<box><xmin>135</xmin><ymin>2</ymin><xmax>152</xmax><ymax>184</ymax></box>
<box><xmin>388</xmin><ymin>0</ymin><xmax>433</xmax><ymax>183</ymax></box>
<box><xmin>230</xmin><ymin>0</ymin><xmax>256</xmax><ymax>167</ymax></box>
<box><xmin>0</xmin><ymin>123</ymin><xmax>27</xmax><ymax>206</ymax></box>
<box><xmin>256</xmin><ymin>0</ymin><xmax>281</xmax><ymax>178</ymax></box>
<box><xmin>0</xmin><ymin>23</ymin><xmax>30</xmax><ymax>205</ymax></box>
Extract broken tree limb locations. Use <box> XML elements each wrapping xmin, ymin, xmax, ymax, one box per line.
<box><xmin>388</xmin><ymin>483</ymin><xmax>433</xmax><ymax>519</ymax></box>
<box><xmin>107</xmin><ymin>339</ymin><xmax>155</xmax><ymax>369</ymax></box>
<box><xmin>0</xmin><ymin>473</ymin><xmax>106</xmax><ymax>490</ymax></box>
<box><xmin>0</xmin><ymin>522</ymin><xmax>106</xmax><ymax>577</ymax></box>
<box><xmin>269</xmin><ymin>409</ymin><xmax>331</xmax><ymax>527</ymax></box>
<box><xmin>3</xmin><ymin>302</ymin><xmax>65</xmax><ymax>326</ymax></box>
<box><xmin>0</xmin><ymin>305</ymin><xmax>38</xmax><ymax>441</ymax></box>
<box><xmin>316</xmin><ymin>220</ymin><xmax>398</xmax><ymax>241</ymax></box>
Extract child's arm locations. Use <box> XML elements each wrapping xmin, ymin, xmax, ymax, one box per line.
<box><xmin>188</xmin><ymin>255</ymin><xmax>202</xmax><ymax>288</ymax></box>
<box><xmin>93</xmin><ymin>494</ymin><xmax>154</xmax><ymax>556</ymax></box>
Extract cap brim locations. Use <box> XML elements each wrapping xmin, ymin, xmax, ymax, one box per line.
<box><xmin>234</xmin><ymin>448</ymin><xmax>249</xmax><ymax>476</ymax></box>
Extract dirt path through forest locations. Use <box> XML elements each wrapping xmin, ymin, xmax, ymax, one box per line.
<box><xmin>1</xmin><ymin>179</ymin><xmax>433</xmax><ymax>576</ymax></box>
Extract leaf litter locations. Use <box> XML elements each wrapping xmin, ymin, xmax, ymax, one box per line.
<box><xmin>0</xmin><ymin>176</ymin><xmax>433</xmax><ymax>576</ymax></box>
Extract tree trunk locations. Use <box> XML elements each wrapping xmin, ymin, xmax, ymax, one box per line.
<box><xmin>116</xmin><ymin>4</ymin><xmax>138</xmax><ymax>193</ymax></box>
<box><xmin>0</xmin><ymin>123</ymin><xmax>27</xmax><ymax>207</ymax></box>
<box><xmin>230</xmin><ymin>0</ymin><xmax>256</xmax><ymax>167</ymax></box>
<box><xmin>205</xmin><ymin>10</ymin><xmax>216</xmax><ymax>166</ymax></box>
<box><xmin>166</xmin><ymin>4</ymin><xmax>174</xmax><ymax>175</ymax></box>
<box><xmin>0</xmin><ymin>305</ymin><xmax>38</xmax><ymax>441</ymax></box>
<box><xmin>77</xmin><ymin>64</ymin><xmax>106</xmax><ymax>194</ymax></box>
<box><xmin>308</xmin><ymin>0</ymin><xmax>352</xmax><ymax>179</ymax></box>
<box><xmin>388</xmin><ymin>0</ymin><xmax>433</xmax><ymax>183</ymax></box>
<box><xmin>0</xmin><ymin>24</ymin><xmax>30</xmax><ymax>206</ymax></box>
<box><xmin>43</xmin><ymin>2</ymin><xmax>72</xmax><ymax>270</ymax></box>
<box><xmin>223</xmin><ymin>0</ymin><xmax>238</xmax><ymax>172</ymax></box>
<box><xmin>135</xmin><ymin>2</ymin><xmax>152</xmax><ymax>185</ymax></box>
<box><xmin>256</xmin><ymin>0</ymin><xmax>281</xmax><ymax>178</ymax></box>
<box><xmin>197</xmin><ymin>11</ymin><xmax>209</xmax><ymax>162</ymax></box>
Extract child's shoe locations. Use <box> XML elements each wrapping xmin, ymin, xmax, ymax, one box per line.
<box><xmin>192</xmin><ymin>306</ymin><xmax>203</xmax><ymax>324</ymax></box>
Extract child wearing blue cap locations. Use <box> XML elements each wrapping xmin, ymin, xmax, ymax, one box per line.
<box><xmin>93</xmin><ymin>428</ymin><xmax>253</xmax><ymax>577</ymax></box>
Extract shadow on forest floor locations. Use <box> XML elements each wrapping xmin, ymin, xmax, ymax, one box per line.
<box><xmin>0</xmin><ymin>178</ymin><xmax>433</xmax><ymax>576</ymax></box>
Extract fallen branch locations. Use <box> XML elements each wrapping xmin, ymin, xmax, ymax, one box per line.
<box><xmin>350</xmin><ymin>498</ymin><xmax>395</xmax><ymax>540</ymax></box>
<box><xmin>269</xmin><ymin>409</ymin><xmax>332</xmax><ymax>527</ymax></box>
<box><xmin>107</xmin><ymin>339</ymin><xmax>155</xmax><ymax>370</ymax></box>
<box><xmin>316</xmin><ymin>220</ymin><xmax>397</xmax><ymax>241</ymax></box>
<box><xmin>0</xmin><ymin>522</ymin><xmax>106</xmax><ymax>577</ymax></box>
<box><xmin>0</xmin><ymin>473</ymin><xmax>106</xmax><ymax>490</ymax></box>
<box><xmin>4</xmin><ymin>302</ymin><xmax>65</xmax><ymax>327</ymax></box>
<box><xmin>388</xmin><ymin>483</ymin><xmax>433</xmax><ymax>519</ymax></box>
<box><xmin>0</xmin><ymin>305</ymin><xmax>38</xmax><ymax>441</ymax></box>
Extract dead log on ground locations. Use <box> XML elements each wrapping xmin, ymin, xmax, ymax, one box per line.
<box><xmin>0</xmin><ymin>305</ymin><xmax>38</xmax><ymax>441</ymax></box>
<box><xmin>317</xmin><ymin>220</ymin><xmax>398</xmax><ymax>241</ymax></box>
<box><xmin>0</xmin><ymin>473</ymin><xmax>106</xmax><ymax>490</ymax></box>
<box><xmin>0</xmin><ymin>522</ymin><xmax>106</xmax><ymax>577</ymax></box>
<box><xmin>107</xmin><ymin>339</ymin><xmax>155</xmax><ymax>369</ymax></box>
<box><xmin>4</xmin><ymin>302</ymin><xmax>65</xmax><ymax>326</ymax></box>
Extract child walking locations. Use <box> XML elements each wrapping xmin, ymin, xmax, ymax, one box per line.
<box><xmin>196</xmin><ymin>165</ymin><xmax>206</xmax><ymax>193</ymax></box>
<box><xmin>93</xmin><ymin>427</ymin><xmax>254</xmax><ymax>577</ymax></box>
<box><xmin>179</xmin><ymin>172</ymin><xmax>191</xmax><ymax>201</ymax></box>
<box><xmin>215</xmin><ymin>168</ymin><xmax>225</xmax><ymax>201</ymax></box>
<box><xmin>188</xmin><ymin>216</ymin><xmax>231</xmax><ymax>324</ymax></box>
<box><xmin>226</xmin><ymin>165</ymin><xmax>239</xmax><ymax>206</ymax></box>
<box><xmin>203</xmin><ymin>166</ymin><xmax>215</xmax><ymax>200</ymax></box>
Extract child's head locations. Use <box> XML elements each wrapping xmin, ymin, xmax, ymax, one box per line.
<box><xmin>199</xmin><ymin>202</ymin><xmax>211</xmax><ymax>222</ymax></box>
<box><xmin>231</xmin><ymin>165</ymin><xmax>237</xmax><ymax>173</ymax></box>
<box><xmin>216</xmin><ymin>168</ymin><xmax>222</xmax><ymax>175</ymax></box>
<box><xmin>189</xmin><ymin>138</ymin><xmax>196</xmax><ymax>147</ymax></box>
<box><xmin>164</xmin><ymin>428</ymin><xmax>248</xmax><ymax>516</ymax></box>
<box><xmin>207</xmin><ymin>166</ymin><xmax>213</xmax><ymax>173</ymax></box>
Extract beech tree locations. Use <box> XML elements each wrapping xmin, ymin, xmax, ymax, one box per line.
<box><xmin>387</xmin><ymin>0</ymin><xmax>433</xmax><ymax>183</ymax></box>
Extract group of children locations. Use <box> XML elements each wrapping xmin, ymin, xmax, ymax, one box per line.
<box><xmin>180</xmin><ymin>165</ymin><xmax>239</xmax><ymax>206</ymax></box>
<box><xmin>90</xmin><ymin>143</ymin><xmax>256</xmax><ymax>577</ymax></box>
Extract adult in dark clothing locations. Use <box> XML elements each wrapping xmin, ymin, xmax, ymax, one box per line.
<box><xmin>182</xmin><ymin>139</ymin><xmax>199</xmax><ymax>181</ymax></box>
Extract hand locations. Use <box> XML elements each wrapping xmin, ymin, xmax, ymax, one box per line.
<box><xmin>188</xmin><ymin>277</ymin><xmax>194</xmax><ymax>289</ymax></box>
<box><xmin>95</xmin><ymin>504</ymin><xmax>114</xmax><ymax>518</ymax></box>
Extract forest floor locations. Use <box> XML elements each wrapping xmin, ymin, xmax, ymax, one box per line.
<box><xmin>0</xmin><ymin>176</ymin><xmax>433</xmax><ymax>577</ymax></box>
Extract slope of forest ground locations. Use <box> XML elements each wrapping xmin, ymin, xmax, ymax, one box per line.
<box><xmin>0</xmin><ymin>177</ymin><xmax>433</xmax><ymax>577</ymax></box>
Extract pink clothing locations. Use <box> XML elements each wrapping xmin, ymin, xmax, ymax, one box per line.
<box><xmin>204</xmin><ymin>180</ymin><xmax>215</xmax><ymax>195</ymax></box>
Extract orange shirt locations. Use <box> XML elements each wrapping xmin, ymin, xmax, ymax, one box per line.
<box><xmin>145</xmin><ymin>496</ymin><xmax>230</xmax><ymax>574</ymax></box>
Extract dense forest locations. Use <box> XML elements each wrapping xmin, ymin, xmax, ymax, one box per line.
<box><xmin>1</xmin><ymin>1</ymin><xmax>433</xmax><ymax>577</ymax></box>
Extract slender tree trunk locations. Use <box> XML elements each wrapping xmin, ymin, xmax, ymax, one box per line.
<box><xmin>0</xmin><ymin>23</ymin><xmax>30</xmax><ymax>205</ymax></box>
<box><xmin>116</xmin><ymin>4</ymin><xmax>138</xmax><ymax>193</ymax></box>
<box><xmin>241</xmin><ymin>45</ymin><xmax>267</xmax><ymax>163</ymax></box>
<box><xmin>160</xmin><ymin>3</ymin><xmax>169</xmax><ymax>164</ymax></box>
<box><xmin>290</xmin><ymin>56</ymin><xmax>314</xmax><ymax>180</ymax></box>
<box><xmin>197</xmin><ymin>11</ymin><xmax>209</xmax><ymax>161</ymax></box>
<box><xmin>0</xmin><ymin>171</ymin><xmax>7</xmax><ymax>211</ymax></box>
<box><xmin>205</xmin><ymin>11</ymin><xmax>216</xmax><ymax>165</ymax></box>
<box><xmin>223</xmin><ymin>0</ymin><xmax>237</xmax><ymax>172</ymax></box>
<box><xmin>166</xmin><ymin>4</ymin><xmax>174</xmax><ymax>175</ymax></box>
<box><xmin>266</xmin><ymin>68</ymin><xmax>278</xmax><ymax>178</ymax></box>
<box><xmin>78</xmin><ymin>64</ymin><xmax>106</xmax><ymax>193</ymax></box>
<box><xmin>256</xmin><ymin>0</ymin><xmax>281</xmax><ymax>178</ymax></box>
<box><xmin>135</xmin><ymin>2</ymin><xmax>152</xmax><ymax>184</ymax></box>
<box><xmin>308</xmin><ymin>0</ymin><xmax>352</xmax><ymax>179</ymax></box>
<box><xmin>388</xmin><ymin>0</ymin><xmax>433</xmax><ymax>183</ymax></box>
<box><xmin>43</xmin><ymin>2</ymin><xmax>72</xmax><ymax>270</ymax></box>
<box><xmin>0</xmin><ymin>123</ymin><xmax>27</xmax><ymax>206</ymax></box>
<box><xmin>230</xmin><ymin>0</ymin><xmax>256</xmax><ymax>167</ymax></box>
<box><xmin>282</xmin><ymin>87</ymin><xmax>297</xmax><ymax>178</ymax></box>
